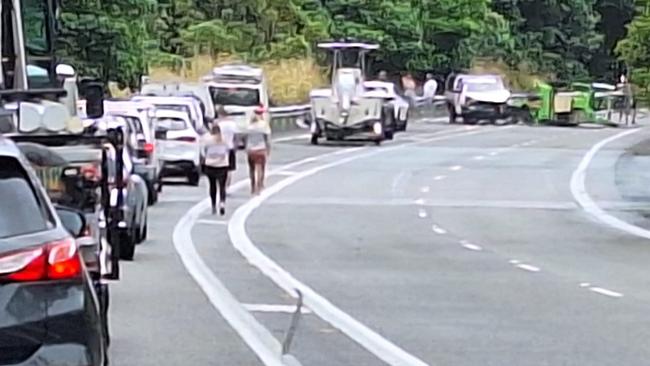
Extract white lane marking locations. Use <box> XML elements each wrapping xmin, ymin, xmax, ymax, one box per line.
<box><xmin>171</xmin><ymin>148</ymin><xmax>370</xmax><ymax>366</ymax></box>
<box><xmin>432</xmin><ymin>225</ymin><xmax>447</xmax><ymax>235</ymax></box>
<box><xmin>414</xmin><ymin>198</ymin><xmax>425</xmax><ymax>205</ymax></box>
<box><xmin>433</xmin><ymin>175</ymin><xmax>447</xmax><ymax>181</ymax></box>
<box><xmin>473</xmin><ymin>155</ymin><xmax>485</xmax><ymax>160</ymax></box>
<box><xmin>272</xmin><ymin>134</ymin><xmax>311</xmax><ymax>143</ymax></box>
<box><xmin>516</xmin><ymin>264</ymin><xmax>541</xmax><ymax>272</ymax></box>
<box><xmin>589</xmin><ymin>287</ymin><xmax>624</xmax><ymax>298</ymax></box>
<box><xmin>489</xmin><ymin>151</ymin><xmax>499</xmax><ymax>156</ymax></box>
<box><xmin>226</xmin><ymin>128</ymin><xmax>500</xmax><ymax>366</ymax></box>
<box><xmin>272</xmin><ymin>171</ymin><xmax>299</xmax><ymax>176</ymax></box>
<box><xmin>418</xmin><ymin>208</ymin><xmax>428</xmax><ymax>218</ymax></box>
<box><xmin>243</xmin><ymin>304</ymin><xmax>313</xmax><ymax>314</ymax></box>
<box><xmin>460</xmin><ymin>241</ymin><xmax>482</xmax><ymax>251</ymax></box>
<box><xmin>173</xmin><ymin>183</ymin><xmax>289</xmax><ymax>366</ymax></box>
<box><xmin>449</xmin><ymin>165</ymin><xmax>463</xmax><ymax>171</ymax></box>
<box><xmin>420</xmin><ymin>186</ymin><xmax>430</xmax><ymax>193</ymax></box>
<box><xmin>508</xmin><ymin>259</ymin><xmax>520</xmax><ymax>264</ymax></box>
<box><xmin>197</xmin><ymin>219</ymin><xmax>229</xmax><ymax>226</ymax></box>
<box><xmin>570</xmin><ymin>128</ymin><xmax>650</xmax><ymax>239</ymax></box>
<box><xmin>579</xmin><ymin>282</ymin><xmax>591</xmax><ymax>288</ymax></box>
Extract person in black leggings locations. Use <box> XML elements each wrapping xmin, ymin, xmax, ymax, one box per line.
<box><xmin>201</xmin><ymin>124</ymin><xmax>230</xmax><ymax>215</ymax></box>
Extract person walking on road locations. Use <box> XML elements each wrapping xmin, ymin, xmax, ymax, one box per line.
<box><xmin>201</xmin><ymin>124</ymin><xmax>230</xmax><ymax>215</ymax></box>
<box><xmin>215</xmin><ymin>106</ymin><xmax>238</xmax><ymax>189</ymax></box>
<box><xmin>245</xmin><ymin>105</ymin><xmax>271</xmax><ymax>195</ymax></box>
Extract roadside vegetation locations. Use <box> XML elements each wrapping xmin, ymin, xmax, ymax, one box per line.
<box><xmin>57</xmin><ymin>0</ymin><xmax>650</xmax><ymax>102</ymax></box>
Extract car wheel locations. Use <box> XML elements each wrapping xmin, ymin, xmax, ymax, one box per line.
<box><xmin>119</xmin><ymin>230</ymin><xmax>135</xmax><ymax>261</ymax></box>
<box><xmin>188</xmin><ymin>170</ymin><xmax>200</xmax><ymax>186</ymax></box>
<box><xmin>385</xmin><ymin>130</ymin><xmax>394</xmax><ymax>140</ymax></box>
<box><xmin>147</xmin><ymin>182</ymin><xmax>158</xmax><ymax>205</ymax></box>
<box><xmin>448</xmin><ymin>105</ymin><xmax>456</xmax><ymax>123</ymax></box>
<box><xmin>310</xmin><ymin>134</ymin><xmax>319</xmax><ymax>145</ymax></box>
<box><xmin>141</xmin><ymin>220</ymin><xmax>148</xmax><ymax>241</ymax></box>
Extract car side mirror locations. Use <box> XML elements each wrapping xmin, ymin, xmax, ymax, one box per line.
<box><xmin>55</xmin><ymin>206</ymin><xmax>86</xmax><ymax>238</ymax></box>
<box><xmin>56</xmin><ymin>64</ymin><xmax>76</xmax><ymax>78</ymax></box>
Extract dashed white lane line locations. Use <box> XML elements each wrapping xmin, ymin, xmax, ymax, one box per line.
<box><xmin>488</xmin><ymin>151</ymin><xmax>499</xmax><ymax>156</ymax></box>
<box><xmin>508</xmin><ymin>259</ymin><xmax>520</xmax><ymax>264</ymax></box>
<box><xmin>414</xmin><ymin>198</ymin><xmax>425</xmax><ymax>205</ymax></box>
<box><xmin>515</xmin><ymin>264</ymin><xmax>541</xmax><ymax>273</ymax></box>
<box><xmin>473</xmin><ymin>155</ymin><xmax>485</xmax><ymax>160</ymax></box>
<box><xmin>460</xmin><ymin>241</ymin><xmax>482</xmax><ymax>251</ymax></box>
<box><xmin>434</xmin><ymin>175</ymin><xmax>447</xmax><ymax>181</ymax></box>
<box><xmin>589</xmin><ymin>287</ymin><xmax>624</xmax><ymax>298</ymax></box>
<box><xmin>570</xmin><ymin>128</ymin><xmax>650</xmax><ymax>239</ymax></box>
<box><xmin>420</xmin><ymin>186</ymin><xmax>430</xmax><ymax>193</ymax></box>
<box><xmin>579</xmin><ymin>282</ymin><xmax>591</xmax><ymax>288</ymax></box>
<box><xmin>418</xmin><ymin>208</ymin><xmax>428</xmax><ymax>218</ymax></box>
<box><xmin>432</xmin><ymin>225</ymin><xmax>447</xmax><ymax>235</ymax></box>
<box><xmin>449</xmin><ymin>165</ymin><xmax>463</xmax><ymax>171</ymax></box>
<box><xmin>243</xmin><ymin>304</ymin><xmax>313</xmax><ymax>314</ymax></box>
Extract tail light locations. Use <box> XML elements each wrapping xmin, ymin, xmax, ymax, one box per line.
<box><xmin>0</xmin><ymin>238</ymin><xmax>82</xmax><ymax>282</ymax></box>
<box><xmin>173</xmin><ymin>136</ymin><xmax>196</xmax><ymax>143</ymax></box>
<box><xmin>143</xmin><ymin>142</ymin><xmax>154</xmax><ymax>154</ymax></box>
<box><xmin>80</xmin><ymin>163</ymin><xmax>101</xmax><ymax>182</ymax></box>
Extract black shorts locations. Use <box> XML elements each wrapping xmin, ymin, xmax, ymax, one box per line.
<box><xmin>228</xmin><ymin>149</ymin><xmax>237</xmax><ymax>171</ymax></box>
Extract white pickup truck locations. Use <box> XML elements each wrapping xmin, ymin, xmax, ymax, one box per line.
<box><xmin>444</xmin><ymin>74</ymin><xmax>512</xmax><ymax>124</ymax></box>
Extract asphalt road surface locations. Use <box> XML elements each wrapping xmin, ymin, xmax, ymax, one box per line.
<box><xmin>110</xmin><ymin>115</ymin><xmax>650</xmax><ymax>366</ymax></box>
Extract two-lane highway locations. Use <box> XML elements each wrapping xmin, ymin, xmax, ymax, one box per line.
<box><xmin>110</xmin><ymin>118</ymin><xmax>650</xmax><ymax>366</ymax></box>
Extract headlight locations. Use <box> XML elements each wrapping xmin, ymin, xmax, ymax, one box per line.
<box><xmin>373</xmin><ymin>122</ymin><xmax>382</xmax><ymax>135</ymax></box>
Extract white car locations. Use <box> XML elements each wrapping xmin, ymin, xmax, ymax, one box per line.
<box><xmin>445</xmin><ymin>74</ymin><xmax>512</xmax><ymax>124</ymax></box>
<box><xmin>153</xmin><ymin>109</ymin><xmax>201</xmax><ymax>186</ymax></box>
<box><xmin>364</xmin><ymin>81</ymin><xmax>410</xmax><ymax>132</ymax></box>
<box><xmin>131</xmin><ymin>95</ymin><xmax>206</xmax><ymax>132</ymax></box>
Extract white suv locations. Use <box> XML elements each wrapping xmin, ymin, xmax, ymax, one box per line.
<box><xmin>153</xmin><ymin>109</ymin><xmax>201</xmax><ymax>186</ymax></box>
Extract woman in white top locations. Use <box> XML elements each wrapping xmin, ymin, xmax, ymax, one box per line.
<box><xmin>201</xmin><ymin>124</ymin><xmax>230</xmax><ymax>215</ymax></box>
<box><xmin>215</xmin><ymin>106</ymin><xmax>238</xmax><ymax>189</ymax></box>
<box><xmin>244</xmin><ymin>105</ymin><xmax>271</xmax><ymax>195</ymax></box>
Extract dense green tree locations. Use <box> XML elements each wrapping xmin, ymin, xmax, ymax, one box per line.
<box><xmin>57</xmin><ymin>0</ymin><xmax>156</xmax><ymax>88</ymax></box>
<box><xmin>616</xmin><ymin>0</ymin><xmax>650</xmax><ymax>99</ymax></box>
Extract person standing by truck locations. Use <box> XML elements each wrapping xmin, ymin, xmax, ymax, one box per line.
<box><xmin>215</xmin><ymin>106</ymin><xmax>238</xmax><ymax>189</ymax></box>
<box><xmin>201</xmin><ymin>124</ymin><xmax>230</xmax><ymax>215</ymax></box>
<box><xmin>245</xmin><ymin>106</ymin><xmax>271</xmax><ymax>195</ymax></box>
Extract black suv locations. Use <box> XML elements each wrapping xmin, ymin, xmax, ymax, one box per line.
<box><xmin>0</xmin><ymin>137</ymin><xmax>107</xmax><ymax>366</ymax></box>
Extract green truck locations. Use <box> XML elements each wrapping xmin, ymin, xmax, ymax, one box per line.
<box><xmin>510</xmin><ymin>81</ymin><xmax>634</xmax><ymax>127</ymax></box>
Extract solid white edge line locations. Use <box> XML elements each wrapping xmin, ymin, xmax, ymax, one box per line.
<box><xmin>227</xmin><ymin>127</ymin><xmax>506</xmax><ymax>366</ymax></box>
<box><xmin>570</xmin><ymin>128</ymin><xmax>650</xmax><ymax>239</ymax></box>
<box><xmin>433</xmin><ymin>175</ymin><xmax>446</xmax><ymax>181</ymax></box>
<box><xmin>243</xmin><ymin>304</ymin><xmax>313</xmax><ymax>314</ymax></box>
<box><xmin>449</xmin><ymin>165</ymin><xmax>463</xmax><ymax>171</ymax></box>
<box><xmin>589</xmin><ymin>287</ymin><xmax>624</xmax><ymax>298</ymax></box>
<box><xmin>461</xmin><ymin>243</ymin><xmax>483</xmax><ymax>251</ymax></box>
<box><xmin>171</xmin><ymin>148</ymin><xmax>369</xmax><ymax>366</ymax></box>
<box><xmin>173</xmin><ymin>191</ymin><xmax>288</xmax><ymax>366</ymax></box>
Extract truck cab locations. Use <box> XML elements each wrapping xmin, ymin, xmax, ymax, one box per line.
<box><xmin>202</xmin><ymin>64</ymin><xmax>270</xmax><ymax>142</ymax></box>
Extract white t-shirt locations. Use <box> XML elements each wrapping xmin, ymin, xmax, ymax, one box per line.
<box><xmin>423</xmin><ymin>79</ymin><xmax>438</xmax><ymax>98</ymax></box>
<box><xmin>202</xmin><ymin>136</ymin><xmax>230</xmax><ymax>168</ymax></box>
<box><xmin>217</xmin><ymin>119</ymin><xmax>237</xmax><ymax>150</ymax></box>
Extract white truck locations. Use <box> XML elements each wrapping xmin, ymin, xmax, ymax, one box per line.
<box><xmin>202</xmin><ymin>64</ymin><xmax>271</xmax><ymax>145</ymax></box>
<box><xmin>444</xmin><ymin>73</ymin><xmax>512</xmax><ymax>124</ymax></box>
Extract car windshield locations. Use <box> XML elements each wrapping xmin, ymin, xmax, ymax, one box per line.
<box><xmin>0</xmin><ymin>157</ymin><xmax>50</xmax><ymax>238</ymax></box>
<box><xmin>465</xmin><ymin>81</ymin><xmax>503</xmax><ymax>92</ymax></box>
<box><xmin>209</xmin><ymin>87</ymin><xmax>260</xmax><ymax>107</ymax></box>
<box><xmin>155</xmin><ymin>117</ymin><xmax>187</xmax><ymax>131</ymax></box>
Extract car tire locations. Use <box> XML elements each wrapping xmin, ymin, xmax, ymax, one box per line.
<box><xmin>147</xmin><ymin>182</ymin><xmax>158</xmax><ymax>206</ymax></box>
<box><xmin>385</xmin><ymin>130</ymin><xmax>394</xmax><ymax>140</ymax></box>
<box><xmin>141</xmin><ymin>220</ymin><xmax>148</xmax><ymax>241</ymax></box>
<box><xmin>310</xmin><ymin>134</ymin><xmax>319</xmax><ymax>145</ymax></box>
<box><xmin>119</xmin><ymin>230</ymin><xmax>135</xmax><ymax>261</ymax></box>
<box><xmin>188</xmin><ymin>170</ymin><xmax>200</xmax><ymax>186</ymax></box>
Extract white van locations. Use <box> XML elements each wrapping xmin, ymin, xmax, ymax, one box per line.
<box><xmin>202</xmin><ymin>64</ymin><xmax>270</xmax><ymax>141</ymax></box>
